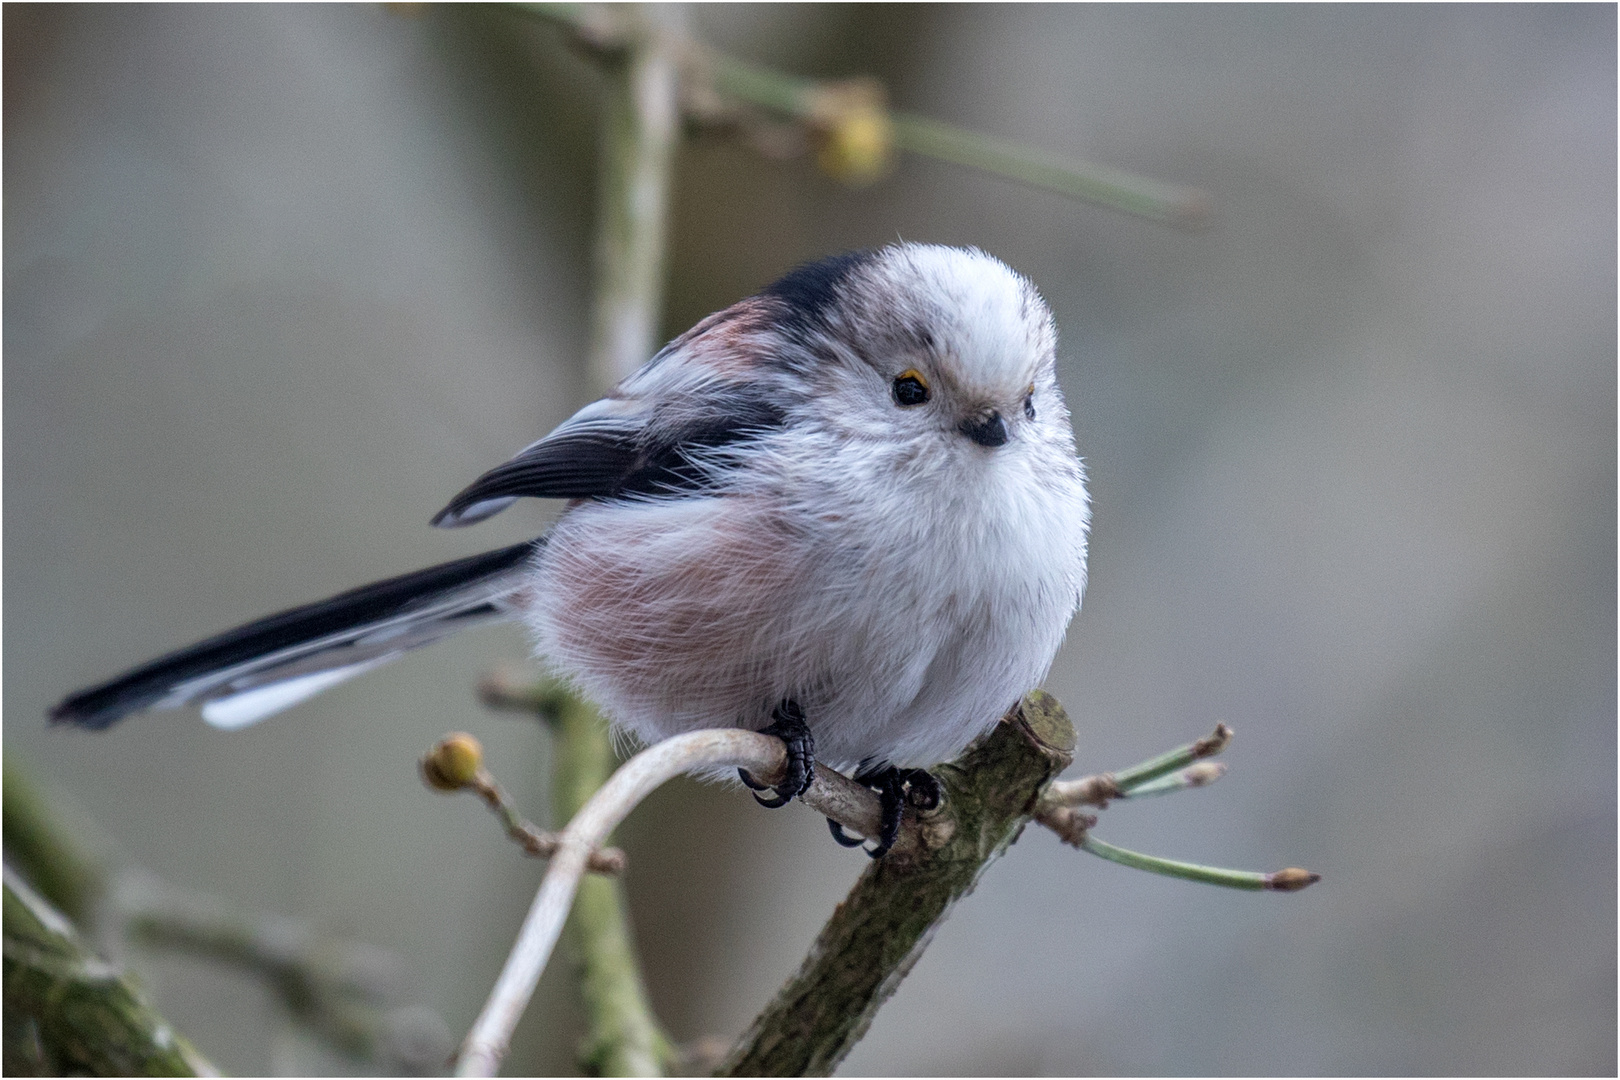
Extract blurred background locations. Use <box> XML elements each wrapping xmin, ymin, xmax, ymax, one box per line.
<box><xmin>5</xmin><ymin>4</ymin><xmax>1614</xmax><ymax>1075</ymax></box>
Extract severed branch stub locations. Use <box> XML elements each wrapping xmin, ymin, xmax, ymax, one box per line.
<box><xmin>421</xmin><ymin>732</ymin><xmax>627</xmax><ymax>875</ymax></box>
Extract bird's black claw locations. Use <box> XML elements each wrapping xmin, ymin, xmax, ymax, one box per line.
<box><xmin>746</xmin><ymin>699</ymin><xmax>815</xmax><ymax>808</ymax></box>
<box><xmin>867</xmin><ymin>770</ymin><xmax>906</xmax><ymax>858</ymax></box>
<box><xmin>842</xmin><ymin>765</ymin><xmax>942</xmax><ymax>858</ymax></box>
<box><xmin>900</xmin><ymin>768</ymin><xmax>943</xmax><ymax>812</ymax></box>
<box><xmin>827</xmin><ymin>818</ymin><xmax>867</xmax><ymax>847</ymax></box>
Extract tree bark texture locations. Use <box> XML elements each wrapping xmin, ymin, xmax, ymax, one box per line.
<box><xmin>717</xmin><ymin>691</ymin><xmax>1076</xmax><ymax>1077</ymax></box>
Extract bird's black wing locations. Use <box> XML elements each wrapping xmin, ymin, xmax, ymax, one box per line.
<box><xmin>430</xmin><ymin>396</ymin><xmax>786</xmax><ymax>528</ymax></box>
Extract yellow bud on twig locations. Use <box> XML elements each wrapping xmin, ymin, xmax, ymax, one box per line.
<box><xmin>808</xmin><ymin>79</ymin><xmax>895</xmax><ymax>187</ymax></box>
<box><xmin>421</xmin><ymin>732</ymin><xmax>484</xmax><ymax>792</ymax></box>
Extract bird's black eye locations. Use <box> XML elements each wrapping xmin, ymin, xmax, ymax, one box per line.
<box><xmin>1024</xmin><ymin>392</ymin><xmax>1037</xmax><ymax>421</ymax></box>
<box><xmin>892</xmin><ymin>369</ymin><xmax>930</xmax><ymax>407</ymax></box>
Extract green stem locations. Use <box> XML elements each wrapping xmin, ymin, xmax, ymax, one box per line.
<box><xmin>1110</xmin><ymin>723</ymin><xmax>1232</xmax><ymax>793</ymax></box>
<box><xmin>708</xmin><ymin>52</ymin><xmax>813</xmax><ymax>117</ymax></box>
<box><xmin>890</xmin><ymin>113</ymin><xmax>1209</xmax><ymax>227</ymax></box>
<box><xmin>1079</xmin><ymin>835</ymin><xmax>1317</xmax><ymax>892</ymax></box>
<box><xmin>1118</xmin><ymin>762</ymin><xmax>1225</xmax><ymax>799</ymax></box>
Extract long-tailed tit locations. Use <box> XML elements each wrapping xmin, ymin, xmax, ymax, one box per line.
<box><xmin>52</xmin><ymin>243</ymin><xmax>1091</xmax><ymax>856</ymax></box>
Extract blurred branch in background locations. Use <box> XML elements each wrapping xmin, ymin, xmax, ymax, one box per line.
<box><xmin>476</xmin><ymin>680</ymin><xmax>680</xmax><ymax>1076</ymax></box>
<box><xmin>116</xmin><ymin>875</ymin><xmax>453</xmax><ymax>1072</ymax></box>
<box><xmin>517</xmin><ymin>2</ymin><xmax>683</xmax><ymax>1075</ymax></box>
<box><xmin>3</xmin><ymin>761</ymin><xmax>452</xmax><ymax>1076</ymax></box>
<box><xmin>3</xmin><ymin>867</ymin><xmax>216</xmax><ymax>1078</ymax></box>
<box><xmin>512</xmin><ymin>2</ymin><xmax>1212</xmax><ymax>226</ymax></box>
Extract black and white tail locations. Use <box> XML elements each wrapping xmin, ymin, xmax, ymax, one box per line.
<box><xmin>50</xmin><ymin>541</ymin><xmax>540</xmax><ymax>731</ymax></box>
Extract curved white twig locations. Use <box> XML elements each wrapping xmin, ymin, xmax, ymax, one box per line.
<box><xmin>455</xmin><ymin>729</ymin><xmax>882</xmax><ymax>1076</ymax></box>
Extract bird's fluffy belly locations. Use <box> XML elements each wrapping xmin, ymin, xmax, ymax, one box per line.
<box><xmin>525</xmin><ymin>488</ymin><xmax>1074</xmax><ymax>770</ymax></box>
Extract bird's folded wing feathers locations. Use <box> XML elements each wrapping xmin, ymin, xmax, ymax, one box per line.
<box><xmin>430</xmin><ymin>391</ymin><xmax>786</xmax><ymax>528</ymax></box>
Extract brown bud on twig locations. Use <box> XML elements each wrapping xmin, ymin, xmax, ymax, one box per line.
<box><xmin>1034</xmin><ymin>805</ymin><xmax>1097</xmax><ymax>847</ymax></box>
<box><xmin>1264</xmin><ymin>867</ymin><xmax>1322</xmax><ymax>892</ymax></box>
<box><xmin>1193</xmin><ymin>722</ymin><xmax>1234</xmax><ymax>759</ymax></box>
<box><xmin>1180</xmin><ymin>761</ymin><xmax>1227</xmax><ymax>787</ymax></box>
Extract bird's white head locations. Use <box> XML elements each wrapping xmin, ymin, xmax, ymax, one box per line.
<box><xmin>755</xmin><ymin>243</ymin><xmax>1070</xmax><ymax>477</ymax></box>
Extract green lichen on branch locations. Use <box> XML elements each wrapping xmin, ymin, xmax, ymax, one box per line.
<box><xmin>3</xmin><ymin>868</ymin><xmax>214</xmax><ymax>1077</ymax></box>
<box><xmin>716</xmin><ymin>691</ymin><xmax>1076</xmax><ymax>1078</ymax></box>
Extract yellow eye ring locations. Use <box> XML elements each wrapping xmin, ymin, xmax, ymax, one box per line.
<box><xmin>892</xmin><ymin>369</ymin><xmax>930</xmax><ymax>407</ymax></box>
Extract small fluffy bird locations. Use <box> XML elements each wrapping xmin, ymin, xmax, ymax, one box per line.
<box><xmin>52</xmin><ymin>243</ymin><xmax>1091</xmax><ymax>856</ymax></box>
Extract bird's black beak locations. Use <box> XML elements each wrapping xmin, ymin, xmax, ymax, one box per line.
<box><xmin>960</xmin><ymin>411</ymin><xmax>1010</xmax><ymax>448</ymax></box>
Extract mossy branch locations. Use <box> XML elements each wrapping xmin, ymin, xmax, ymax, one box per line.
<box><xmin>3</xmin><ymin>867</ymin><xmax>216</xmax><ymax>1078</ymax></box>
<box><xmin>3</xmin><ymin>761</ymin><xmax>108</xmax><ymax>925</ymax></box>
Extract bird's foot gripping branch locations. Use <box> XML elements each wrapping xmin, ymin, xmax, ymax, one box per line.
<box><xmin>427</xmin><ymin>688</ymin><xmax>1316</xmax><ymax>1076</ymax></box>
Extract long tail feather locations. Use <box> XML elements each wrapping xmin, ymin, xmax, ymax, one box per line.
<box><xmin>50</xmin><ymin>541</ymin><xmax>541</xmax><ymax>730</ymax></box>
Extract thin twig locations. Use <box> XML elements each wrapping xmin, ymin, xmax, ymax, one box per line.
<box><xmin>1120</xmin><ymin>761</ymin><xmax>1227</xmax><ymax>799</ymax></box>
<box><xmin>454</xmin><ymin>730</ymin><xmax>881</xmax><ymax>1076</ymax></box>
<box><xmin>1032</xmin><ymin>723</ymin><xmax>1318</xmax><ymax>894</ymax></box>
<box><xmin>422</xmin><ymin>731</ymin><xmax>628</xmax><ymax>874</ymax></box>
<box><xmin>890</xmin><ymin>112</ymin><xmax>1211</xmax><ymax>227</ymax></box>
<box><xmin>471</xmin><ymin>769</ymin><xmax>628</xmax><ymax>872</ymax></box>
<box><xmin>1040</xmin><ymin>722</ymin><xmax>1234</xmax><ymax>810</ymax></box>
<box><xmin>1079</xmin><ymin>836</ymin><xmax>1321</xmax><ymax>893</ymax></box>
